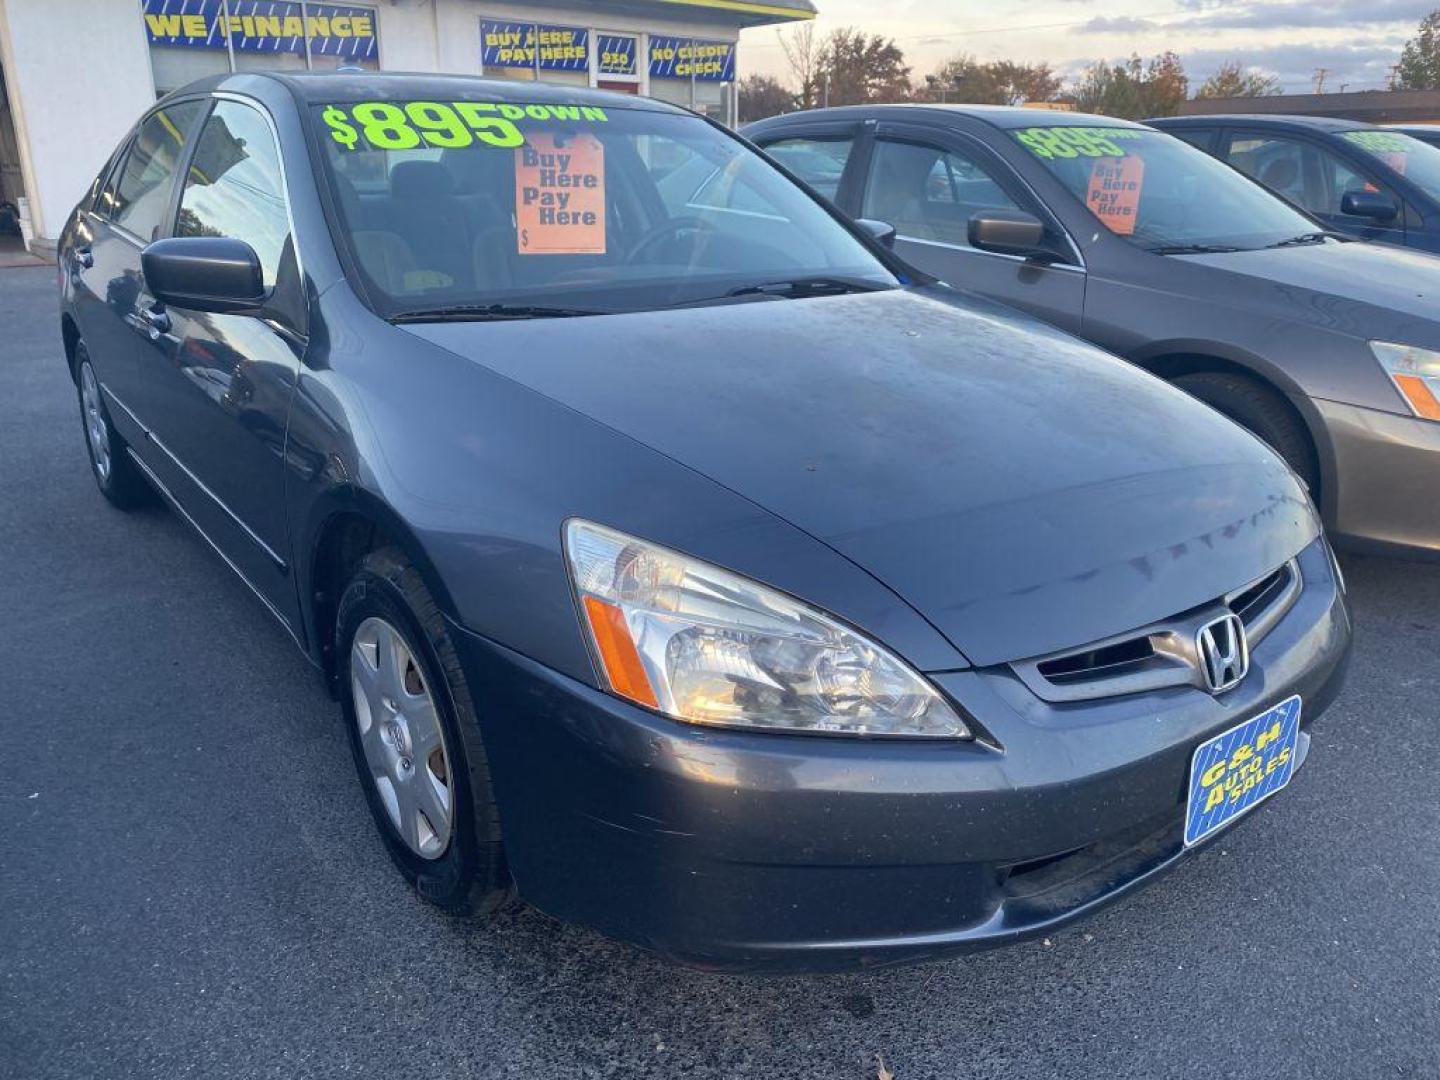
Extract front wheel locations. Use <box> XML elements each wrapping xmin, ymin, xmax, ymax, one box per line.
<box><xmin>76</xmin><ymin>347</ymin><xmax>150</xmax><ymax>510</ymax></box>
<box><xmin>1172</xmin><ymin>370</ymin><xmax>1320</xmax><ymax>495</ymax></box>
<box><xmin>336</xmin><ymin>547</ymin><xmax>511</xmax><ymax>915</ymax></box>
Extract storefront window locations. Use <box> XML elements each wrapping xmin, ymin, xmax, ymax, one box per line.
<box><xmin>141</xmin><ymin>0</ymin><xmax>379</xmax><ymax>97</ymax></box>
<box><xmin>648</xmin><ymin>36</ymin><xmax>737</xmax><ymax>126</ymax></box>
<box><xmin>480</xmin><ymin>20</ymin><xmax>589</xmax><ymax>88</ymax></box>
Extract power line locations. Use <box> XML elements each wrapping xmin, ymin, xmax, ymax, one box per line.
<box><xmin>742</xmin><ymin>5</ymin><xmax>1210</xmax><ymax>49</ymax></box>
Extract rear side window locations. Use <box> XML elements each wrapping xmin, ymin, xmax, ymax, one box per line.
<box><xmin>178</xmin><ymin>101</ymin><xmax>291</xmax><ymax>289</ymax></box>
<box><xmin>764</xmin><ymin>136</ymin><xmax>854</xmax><ymax>199</ymax></box>
<box><xmin>106</xmin><ymin>101</ymin><xmax>204</xmax><ymax>241</ymax></box>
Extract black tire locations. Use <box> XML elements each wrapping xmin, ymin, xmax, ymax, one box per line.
<box><xmin>75</xmin><ymin>346</ymin><xmax>151</xmax><ymax>510</ymax></box>
<box><xmin>336</xmin><ymin>546</ymin><xmax>512</xmax><ymax>915</ymax></box>
<box><xmin>1172</xmin><ymin>370</ymin><xmax>1320</xmax><ymax>495</ymax></box>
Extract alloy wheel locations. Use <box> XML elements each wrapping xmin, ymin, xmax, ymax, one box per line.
<box><xmin>350</xmin><ymin>616</ymin><xmax>454</xmax><ymax>859</ymax></box>
<box><xmin>80</xmin><ymin>361</ymin><xmax>111</xmax><ymax>481</ymax></box>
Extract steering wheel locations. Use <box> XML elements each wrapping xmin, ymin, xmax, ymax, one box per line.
<box><xmin>625</xmin><ymin>216</ymin><xmax>717</xmax><ymax>264</ymax></box>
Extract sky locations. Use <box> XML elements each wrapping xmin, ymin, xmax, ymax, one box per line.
<box><xmin>737</xmin><ymin>0</ymin><xmax>1438</xmax><ymax>96</ymax></box>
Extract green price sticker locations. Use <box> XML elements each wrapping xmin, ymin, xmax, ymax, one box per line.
<box><xmin>1016</xmin><ymin>126</ymin><xmax>1142</xmax><ymax>160</ymax></box>
<box><xmin>1341</xmin><ymin>130</ymin><xmax>1414</xmax><ymax>155</ymax></box>
<box><xmin>321</xmin><ymin>100</ymin><xmax>610</xmax><ymax>152</ymax></box>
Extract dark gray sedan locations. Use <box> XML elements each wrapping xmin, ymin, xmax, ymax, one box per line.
<box><xmin>59</xmin><ymin>75</ymin><xmax>1350</xmax><ymax>971</ymax></box>
<box><xmin>744</xmin><ymin>106</ymin><xmax>1440</xmax><ymax>559</ymax></box>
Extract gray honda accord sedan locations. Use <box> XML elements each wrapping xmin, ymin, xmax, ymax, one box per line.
<box><xmin>744</xmin><ymin>106</ymin><xmax>1440</xmax><ymax>560</ymax></box>
<box><xmin>61</xmin><ymin>74</ymin><xmax>1350</xmax><ymax>971</ymax></box>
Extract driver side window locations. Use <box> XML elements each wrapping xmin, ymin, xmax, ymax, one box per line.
<box><xmin>862</xmin><ymin>139</ymin><xmax>1020</xmax><ymax>247</ymax></box>
<box><xmin>1225</xmin><ymin>133</ymin><xmax>1388</xmax><ymax>217</ymax></box>
<box><xmin>177</xmin><ymin>100</ymin><xmax>291</xmax><ymax>290</ymax></box>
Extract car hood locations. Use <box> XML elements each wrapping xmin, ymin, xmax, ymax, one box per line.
<box><xmin>404</xmin><ymin>288</ymin><xmax>1316</xmax><ymax>667</ymax></box>
<box><xmin>1176</xmin><ymin>239</ymin><xmax>1440</xmax><ymax>331</ymax></box>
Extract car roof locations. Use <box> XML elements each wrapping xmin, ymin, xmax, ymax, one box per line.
<box><xmin>747</xmin><ymin>103</ymin><xmax>1149</xmax><ymax>131</ymax></box>
<box><xmin>167</xmin><ymin>70</ymin><xmax>683</xmax><ymax>114</ymax></box>
<box><xmin>1151</xmin><ymin>114</ymin><xmax>1370</xmax><ymax>132</ymax></box>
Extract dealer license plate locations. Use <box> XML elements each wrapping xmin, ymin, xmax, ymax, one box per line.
<box><xmin>1184</xmin><ymin>695</ymin><xmax>1303</xmax><ymax>847</ymax></box>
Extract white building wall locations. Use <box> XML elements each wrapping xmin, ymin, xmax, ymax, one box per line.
<box><xmin>0</xmin><ymin>0</ymin><xmax>155</xmax><ymax>247</ymax></box>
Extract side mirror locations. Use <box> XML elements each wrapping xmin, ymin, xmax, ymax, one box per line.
<box><xmin>968</xmin><ymin>210</ymin><xmax>1049</xmax><ymax>258</ymax></box>
<box><xmin>1340</xmin><ymin>189</ymin><xmax>1398</xmax><ymax>221</ymax></box>
<box><xmin>141</xmin><ymin>236</ymin><xmax>265</xmax><ymax>314</ymax></box>
<box><xmin>854</xmin><ymin>218</ymin><xmax>897</xmax><ymax>249</ymax></box>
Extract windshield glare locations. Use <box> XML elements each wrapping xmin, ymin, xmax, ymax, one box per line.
<box><xmin>1341</xmin><ymin>128</ymin><xmax>1440</xmax><ymax>199</ymax></box>
<box><xmin>1012</xmin><ymin>125</ymin><xmax>1317</xmax><ymax>252</ymax></box>
<box><xmin>313</xmin><ymin>101</ymin><xmax>895</xmax><ymax>317</ymax></box>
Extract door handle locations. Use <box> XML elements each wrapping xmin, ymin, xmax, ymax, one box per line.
<box><xmin>140</xmin><ymin>304</ymin><xmax>171</xmax><ymax>340</ymax></box>
<box><xmin>73</xmin><ymin>247</ymin><xmax>93</xmax><ymax>270</ymax></box>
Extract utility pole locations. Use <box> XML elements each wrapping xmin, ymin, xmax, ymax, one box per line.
<box><xmin>1312</xmin><ymin>68</ymin><xmax>1328</xmax><ymax>94</ymax></box>
<box><xmin>823</xmin><ymin>72</ymin><xmax>831</xmax><ymax>108</ymax></box>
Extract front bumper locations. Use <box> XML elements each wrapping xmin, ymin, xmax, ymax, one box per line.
<box><xmin>1316</xmin><ymin>398</ymin><xmax>1440</xmax><ymax>558</ymax></box>
<box><xmin>450</xmin><ymin>541</ymin><xmax>1351</xmax><ymax>973</ymax></box>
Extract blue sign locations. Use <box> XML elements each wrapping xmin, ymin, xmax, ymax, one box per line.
<box><xmin>141</xmin><ymin>1</ymin><xmax>378</xmax><ymax>58</ymax></box>
<box><xmin>649</xmin><ymin>36</ymin><xmax>735</xmax><ymax>82</ymax></box>
<box><xmin>480</xmin><ymin>20</ymin><xmax>588</xmax><ymax>72</ymax></box>
<box><xmin>596</xmin><ymin>33</ymin><xmax>637</xmax><ymax>77</ymax></box>
<box><xmin>1184</xmin><ymin>695</ymin><xmax>1302</xmax><ymax>847</ymax></box>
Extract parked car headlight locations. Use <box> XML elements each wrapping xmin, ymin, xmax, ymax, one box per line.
<box><xmin>1370</xmin><ymin>342</ymin><xmax>1440</xmax><ymax>421</ymax></box>
<box><xmin>564</xmin><ymin>520</ymin><xmax>970</xmax><ymax>738</ymax></box>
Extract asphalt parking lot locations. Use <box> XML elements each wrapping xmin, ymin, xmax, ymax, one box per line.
<box><xmin>2</xmin><ymin>262</ymin><xmax>1438</xmax><ymax>1080</ymax></box>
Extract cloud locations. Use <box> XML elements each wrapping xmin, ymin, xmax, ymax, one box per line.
<box><xmin>1178</xmin><ymin>0</ymin><xmax>1431</xmax><ymax>31</ymax></box>
<box><xmin>1079</xmin><ymin>15</ymin><xmax>1157</xmax><ymax>32</ymax></box>
<box><xmin>1182</xmin><ymin>39</ymin><xmax>1407</xmax><ymax>90</ymax></box>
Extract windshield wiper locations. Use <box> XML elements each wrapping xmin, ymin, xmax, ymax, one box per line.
<box><xmin>1264</xmin><ymin>232</ymin><xmax>1332</xmax><ymax>248</ymax></box>
<box><xmin>1146</xmin><ymin>243</ymin><xmax>1249</xmax><ymax>255</ymax></box>
<box><xmin>723</xmin><ymin>275</ymin><xmax>888</xmax><ymax>299</ymax></box>
<box><xmin>389</xmin><ymin>303</ymin><xmax>607</xmax><ymax>324</ymax></box>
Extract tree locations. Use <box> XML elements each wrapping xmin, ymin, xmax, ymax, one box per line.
<box><xmin>1195</xmin><ymin>60</ymin><xmax>1282</xmax><ymax>99</ymax></box>
<box><xmin>817</xmin><ymin>28</ymin><xmax>912</xmax><ymax>106</ymax></box>
<box><xmin>1396</xmin><ymin>10</ymin><xmax>1440</xmax><ymax>90</ymax></box>
<box><xmin>738</xmin><ymin>74</ymin><xmax>795</xmax><ymax>123</ymax></box>
<box><xmin>778</xmin><ymin>22</ymin><xmax>823</xmax><ymax>109</ymax></box>
<box><xmin>1071</xmin><ymin>52</ymin><xmax>1189</xmax><ymax>120</ymax></box>
<box><xmin>919</xmin><ymin>55</ymin><xmax>1062</xmax><ymax>105</ymax></box>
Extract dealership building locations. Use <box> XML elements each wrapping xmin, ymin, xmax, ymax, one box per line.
<box><xmin>0</xmin><ymin>0</ymin><xmax>813</xmax><ymax>257</ymax></box>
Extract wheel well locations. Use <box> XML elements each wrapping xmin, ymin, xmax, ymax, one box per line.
<box><xmin>1133</xmin><ymin>351</ymin><xmax>1326</xmax><ymax>504</ymax></box>
<box><xmin>310</xmin><ymin>511</ymin><xmax>397</xmax><ymax>694</ymax></box>
<box><xmin>61</xmin><ymin>315</ymin><xmax>81</xmax><ymax>382</ymax></box>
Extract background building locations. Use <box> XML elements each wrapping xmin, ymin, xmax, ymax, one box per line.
<box><xmin>0</xmin><ymin>0</ymin><xmax>814</xmax><ymax>257</ymax></box>
<box><xmin>1180</xmin><ymin>89</ymin><xmax>1440</xmax><ymax>126</ymax></box>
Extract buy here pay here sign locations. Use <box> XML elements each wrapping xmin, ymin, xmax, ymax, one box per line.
<box><xmin>515</xmin><ymin>133</ymin><xmax>606</xmax><ymax>254</ymax></box>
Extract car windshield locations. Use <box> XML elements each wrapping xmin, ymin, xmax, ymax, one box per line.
<box><xmin>1340</xmin><ymin>128</ymin><xmax>1440</xmax><ymax>198</ymax></box>
<box><xmin>1011</xmin><ymin>124</ymin><xmax>1318</xmax><ymax>252</ymax></box>
<box><xmin>312</xmin><ymin>99</ymin><xmax>896</xmax><ymax>319</ymax></box>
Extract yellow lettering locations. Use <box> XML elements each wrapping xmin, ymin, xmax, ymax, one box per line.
<box><xmin>1255</xmin><ymin>721</ymin><xmax>1281</xmax><ymax>752</ymax></box>
<box><xmin>332</xmin><ymin>16</ymin><xmax>353</xmax><ymax>37</ymax></box>
<box><xmin>351</xmin><ymin>15</ymin><xmax>373</xmax><ymax>38</ymax></box>
<box><xmin>306</xmin><ymin>16</ymin><xmax>330</xmax><ymax>37</ymax></box>
<box><xmin>281</xmin><ymin>15</ymin><xmax>304</xmax><ymax>37</ymax></box>
<box><xmin>1204</xmin><ymin>786</ymin><xmax>1225</xmax><ymax>812</ymax></box>
<box><xmin>145</xmin><ymin>13</ymin><xmax>183</xmax><ymax>36</ymax></box>
<box><xmin>252</xmin><ymin>15</ymin><xmax>283</xmax><ymax>38</ymax></box>
<box><xmin>182</xmin><ymin>13</ymin><xmax>208</xmax><ymax>37</ymax></box>
<box><xmin>1201</xmin><ymin>761</ymin><xmax>1226</xmax><ymax>787</ymax></box>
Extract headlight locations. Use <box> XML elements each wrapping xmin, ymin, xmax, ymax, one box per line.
<box><xmin>1370</xmin><ymin>342</ymin><xmax>1440</xmax><ymax>421</ymax></box>
<box><xmin>564</xmin><ymin>520</ymin><xmax>970</xmax><ymax>738</ymax></box>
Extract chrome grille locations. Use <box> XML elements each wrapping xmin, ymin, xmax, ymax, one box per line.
<box><xmin>1012</xmin><ymin>557</ymin><xmax>1302</xmax><ymax>704</ymax></box>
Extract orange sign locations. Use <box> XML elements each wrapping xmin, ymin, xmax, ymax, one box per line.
<box><xmin>514</xmin><ymin>133</ymin><xmax>606</xmax><ymax>255</ymax></box>
<box><xmin>1086</xmin><ymin>155</ymin><xmax>1144</xmax><ymax>236</ymax></box>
